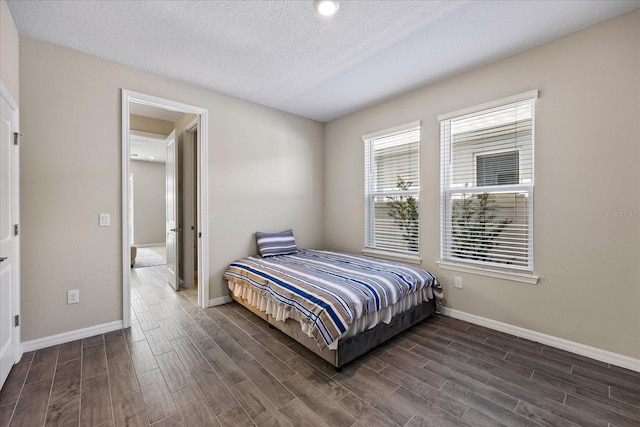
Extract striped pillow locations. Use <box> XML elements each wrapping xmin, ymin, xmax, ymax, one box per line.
<box><xmin>256</xmin><ymin>229</ymin><xmax>298</xmax><ymax>257</ymax></box>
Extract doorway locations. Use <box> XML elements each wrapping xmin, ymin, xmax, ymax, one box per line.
<box><xmin>129</xmin><ymin>129</ymin><xmax>176</xmax><ymax>288</ymax></box>
<box><xmin>121</xmin><ymin>90</ymin><xmax>209</xmax><ymax>328</ymax></box>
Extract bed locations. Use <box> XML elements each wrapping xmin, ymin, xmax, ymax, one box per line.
<box><xmin>224</xmin><ymin>233</ymin><xmax>442</xmax><ymax>368</ymax></box>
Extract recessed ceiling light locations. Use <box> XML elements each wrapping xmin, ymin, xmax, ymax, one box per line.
<box><xmin>149</xmin><ymin>156</ymin><xmax>156</xmax><ymax>160</ymax></box>
<box><xmin>315</xmin><ymin>0</ymin><xmax>339</xmax><ymax>17</ymax></box>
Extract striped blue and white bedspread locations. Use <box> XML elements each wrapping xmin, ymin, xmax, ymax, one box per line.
<box><xmin>224</xmin><ymin>250</ymin><xmax>441</xmax><ymax>348</ymax></box>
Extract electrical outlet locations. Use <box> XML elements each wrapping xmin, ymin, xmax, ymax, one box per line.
<box><xmin>99</xmin><ymin>213</ymin><xmax>110</xmax><ymax>227</ymax></box>
<box><xmin>67</xmin><ymin>289</ymin><xmax>80</xmax><ymax>304</ymax></box>
<box><xmin>454</xmin><ymin>276</ymin><xmax>463</xmax><ymax>289</ymax></box>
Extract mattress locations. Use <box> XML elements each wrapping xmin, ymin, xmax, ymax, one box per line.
<box><xmin>224</xmin><ymin>250</ymin><xmax>441</xmax><ymax>349</ymax></box>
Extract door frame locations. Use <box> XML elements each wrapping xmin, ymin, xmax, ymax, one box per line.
<box><xmin>0</xmin><ymin>80</ymin><xmax>21</xmax><ymax>383</ymax></box>
<box><xmin>121</xmin><ymin>89</ymin><xmax>210</xmax><ymax>328</ymax></box>
<box><xmin>182</xmin><ymin>119</ymin><xmax>199</xmax><ymax>289</ymax></box>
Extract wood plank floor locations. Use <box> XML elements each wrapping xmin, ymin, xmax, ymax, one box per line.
<box><xmin>1</xmin><ymin>264</ymin><xmax>639</xmax><ymax>426</ymax></box>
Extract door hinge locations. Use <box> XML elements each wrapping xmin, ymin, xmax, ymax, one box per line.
<box><xmin>14</xmin><ymin>315</ymin><xmax>19</xmax><ymax>327</ymax></box>
<box><xmin>13</xmin><ymin>132</ymin><xmax>22</xmax><ymax>146</ymax></box>
<box><xmin>14</xmin><ymin>224</ymin><xmax>19</xmax><ymax>236</ymax></box>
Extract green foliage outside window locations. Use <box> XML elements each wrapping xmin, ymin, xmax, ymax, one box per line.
<box><xmin>386</xmin><ymin>176</ymin><xmax>419</xmax><ymax>253</ymax></box>
<box><xmin>452</xmin><ymin>192</ymin><xmax>511</xmax><ymax>262</ymax></box>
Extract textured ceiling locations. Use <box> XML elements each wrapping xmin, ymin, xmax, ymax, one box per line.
<box><xmin>6</xmin><ymin>0</ymin><xmax>639</xmax><ymax>122</ymax></box>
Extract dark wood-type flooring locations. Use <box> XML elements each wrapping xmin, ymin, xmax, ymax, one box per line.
<box><xmin>1</xmin><ymin>264</ymin><xmax>639</xmax><ymax>426</ymax></box>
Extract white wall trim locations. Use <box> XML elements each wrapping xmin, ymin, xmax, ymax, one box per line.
<box><xmin>122</xmin><ymin>94</ymin><xmax>132</xmax><ymax>328</ymax></box>
<box><xmin>437</xmin><ymin>261</ymin><xmax>539</xmax><ymax>285</ymax></box>
<box><xmin>442</xmin><ymin>307</ymin><xmax>640</xmax><ymax>372</ymax></box>
<box><xmin>197</xmin><ymin>112</ymin><xmax>209</xmax><ymax>308</ymax></box>
<box><xmin>438</xmin><ymin>89</ymin><xmax>539</xmax><ymax>121</ymax></box>
<box><xmin>209</xmin><ymin>296</ymin><xmax>233</xmax><ymax>307</ymax></box>
<box><xmin>19</xmin><ymin>307</ymin><xmax>639</xmax><ymax>372</ymax></box>
<box><xmin>362</xmin><ymin>120</ymin><xmax>421</xmax><ymax>141</ymax></box>
<box><xmin>21</xmin><ymin>321</ymin><xmax>123</xmax><ymax>353</ymax></box>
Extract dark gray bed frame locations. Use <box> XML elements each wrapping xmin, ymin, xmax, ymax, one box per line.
<box><xmin>230</xmin><ymin>292</ymin><xmax>436</xmax><ymax>368</ymax></box>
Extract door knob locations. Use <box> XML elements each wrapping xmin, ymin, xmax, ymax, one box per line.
<box><xmin>0</xmin><ymin>257</ymin><xmax>7</xmax><ymax>263</ymax></box>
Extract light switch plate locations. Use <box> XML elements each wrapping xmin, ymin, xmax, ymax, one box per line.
<box><xmin>99</xmin><ymin>213</ymin><xmax>110</xmax><ymax>227</ymax></box>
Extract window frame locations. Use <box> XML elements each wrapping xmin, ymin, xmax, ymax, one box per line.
<box><xmin>363</xmin><ymin>121</ymin><xmax>422</xmax><ymax>263</ymax></box>
<box><xmin>438</xmin><ymin>91</ymin><xmax>539</xmax><ymax>282</ymax></box>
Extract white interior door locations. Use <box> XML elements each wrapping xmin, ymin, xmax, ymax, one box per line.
<box><xmin>165</xmin><ymin>130</ymin><xmax>179</xmax><ymax>290</ymax></box>
<box><xmin>0</xmin><ymin>86</ymin><xmax>20</xmax><ymax>388</ymax></box>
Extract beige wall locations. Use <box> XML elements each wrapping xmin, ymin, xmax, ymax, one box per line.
<box><xmin>130</xmin><ymin>114</ymin><xmax>174</xmax><ymax>136</ymax></box>
<box><xmin>130</xmin><ymin>160</ymin><xmax>165</xmax><ymax>246</ymax></box>
<box><xmin>324</xmin><ymin>11</ymin><xmax>640</xmax><ymax>359</ymax></box>
<box><xmin>19</xmin><ymin>37</ymin><xmax>324</xmax><ymax>341</ymax></box>
<box><xmin>1</xmin><ymin>0</ymin><xmax>19</xmax><ymax>100</ymax></box>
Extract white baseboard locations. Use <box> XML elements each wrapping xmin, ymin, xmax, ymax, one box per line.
<box><xmin>208</xmin><ymin>295</ymin><xmax>232</xmax><ymax>307</ymax></box>
<box><xmin>442</xmin><ymin>307</ymin><xmax>640</xmax><ymax>372</ymax></box>
<box><xmin>21</xmin><ymin>320</ymin><xmax>123</xmax><ymax>353</ymax></box>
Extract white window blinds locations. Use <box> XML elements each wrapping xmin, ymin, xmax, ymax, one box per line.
<box><xmin>364</xmin><ymin>122</ymin><xmax>420</xmax><ymax>256</ymax></box>
<box><xmin>440</xmin><ymin>92</ymin><xmax>536</xmax><ymax>271</ymax></box>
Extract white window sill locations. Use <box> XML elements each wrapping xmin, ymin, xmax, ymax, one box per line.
<box><xmin>437</xmin><ymin>261</ymin><xmax>539</xmax><ymax>285</ymax></box>
<box><xmin>362</xmin><ymin>248</ymin><xmax>422</xmax><ymax>265</ymax></box>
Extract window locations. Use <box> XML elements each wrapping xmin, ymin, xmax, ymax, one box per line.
<box><xmin>440</xmin><ymin>91</ymin><xmax>537</xmax><ymax>272</ymax></box>
<box><xmin>364</xmin><ymin>121</ymin><xmax>421</xmax><ymax>258</ymax></box>
<box><xmin>477</xmin><ymin>150</ymin><xmax>519</xmax><ymax>186</ymax></box>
